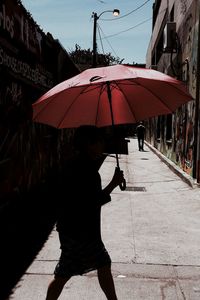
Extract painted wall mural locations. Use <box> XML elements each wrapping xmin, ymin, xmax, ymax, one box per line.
<box><xmin>173</xmin><ymin>0</ymin><xmax>197</xmax><ymax>176</ymax></box>
<box><xmin>146</xmin><ymin>0</ymin><xmax>198</xmax><ymax>179</ymax></box>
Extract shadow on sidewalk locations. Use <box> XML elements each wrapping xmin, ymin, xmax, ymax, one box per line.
<box><xmin>0</xmin><ymin>173</ymin><xmax>59</xmax><ymax>300</ymax></box>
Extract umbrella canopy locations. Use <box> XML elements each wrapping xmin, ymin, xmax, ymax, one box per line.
<box><xmin>32</xmin><ymin>64</ymin><xmax>193</xmax><ymax>129</ymax></box>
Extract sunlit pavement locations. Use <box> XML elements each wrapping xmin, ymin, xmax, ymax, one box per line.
<box><xmin>10</xmin><ymin>138</ymin><xmax>200</xmax><ymax>300</ymax></box>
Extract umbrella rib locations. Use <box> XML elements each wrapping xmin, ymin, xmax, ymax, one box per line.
<box><xmin>155</xmin><ymin>80</ymin><xmax>192</xmax><ymax>98</ymax></box>
<box><xmin>33</xmin><ymin>81</ymin><xmax>90</xmax><ymax>120</ymax></box>
<box><xmin>127</xmin><ymin>79</ymin><xmax>191</xmax><ymax>111</ymax></box>
<box><xmin>57</xmin><ymin>85</ymin><xmax>91</xmax><ymax>128</ymax></box>
<box><xmin>119</xmin><ymin>78</ymin><xmax>191</xmax><ymax>99</ymax></box>
<box><xmin>79</xmin><ymin>84</ymin><xmax>102</xmax><ymax>94</ymax></box>
<box><xmin>111</xmin><ymin>81</ymin><xmax>138</xmax><ymax>122</ymax></box>
<box><xmin>118</xmin><ymin>79</ymin><xmax>174</xmax><ymax>112</ymax></box>
<box><xmin>33</xmin><ymin>92</ymin><xmax>63</xmax><ymax>120</ymax></box>
<box><xmin>95</xmin><ymin>84</ymin><xmax>106</xmax><ymax>126</ymax></box>
<box><xmin>34</xmin><ymin>84</ymin><xmax>100</xmax><ymax>121</ymax></box>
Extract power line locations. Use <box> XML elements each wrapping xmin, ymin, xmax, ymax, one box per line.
<box><xmin>97</xmin><ymin>24</ymin><xmax>105</xmax><ymax>55</ymax></box>
<box><xmin>95</xmin><ymin>5</ymin><xmax>167</xmax><ymax>61</ymax></box>
<box><xmin>97</xmin><ymin>24</ymin><xmax>119</xmax><ymax>58</ymax></box>
<box><xmin>101</xmin><ymin>17</ymin><xmax>152</xmax><ymax>39</ymax></box>
<box><xmin>97</xmin><ymin>0</ymin><xmax>106</xmax><ymax>3</ymax></box>
<box><xmin>96</xmin><ymin>17</ymin><xmax>151</xmax><ymax>59</ymax></box>
<box><xmin>101</xmin><ymin>0</ymin><xmax>152</xmax><ymax>21</ymax></box>
<box><xmin>101</xmin><ymin>7</ymin><xmax>167</xmax><ymax>39</ymax></box>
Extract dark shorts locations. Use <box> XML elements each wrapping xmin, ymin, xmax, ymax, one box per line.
<box><xmin>54</xmin><ymin>234</ymin><xmax>111</xmax><ymax>278</ymax></box>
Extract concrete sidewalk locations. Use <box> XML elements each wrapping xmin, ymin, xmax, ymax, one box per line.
<box><xmin>10</xmin><ymin>138</ymin><xmax>200</xmax><ymax>300</ymax></box>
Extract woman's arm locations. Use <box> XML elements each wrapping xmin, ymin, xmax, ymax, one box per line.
<box><xmin>102</xmin><ymin>167</ymin><xmax>124</xmax><ymax>198</ymax></box>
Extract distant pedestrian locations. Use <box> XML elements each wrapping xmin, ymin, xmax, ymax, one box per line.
<box><xmin>136</xmin><ymin>121</ymin><xmax>145</xmax><ymax>151</ymax></box>
<box><xmin>45</xmin><ymin>125</ymin><xmax>124</xmax><ymax>300</ymax></box>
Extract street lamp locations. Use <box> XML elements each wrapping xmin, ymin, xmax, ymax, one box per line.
<box><xmin>92</xmin><ymin>9</ymin><xmax>120</xmax><ymax>67</ymax></box>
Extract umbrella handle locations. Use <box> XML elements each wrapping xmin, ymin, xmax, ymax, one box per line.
<box><xmin>115</xmin><ymin>166</ymin><xmax>126</xmax><ymax>191</ymax></box>
<box><xmin>119</xmin><ymin>178</ymin><xmax>126</xmax><ymax>191</ymax></box>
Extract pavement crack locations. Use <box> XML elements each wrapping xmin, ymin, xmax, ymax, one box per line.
<box><xmin>130</xmin><ymin>196</ymin><xmax>137</xmax><ymax>263</ymax></box>
<box><xmin>172</xmin><ymin>266</ymin><xmax>187</xmax><ymax>300</ymax></box>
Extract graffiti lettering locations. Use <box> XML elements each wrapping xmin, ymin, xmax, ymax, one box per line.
<box><xmin>6</xmin><ymin>82</ymin><xmax>22</xmax><ymax>104</ymax></box>
<box><xmin>0</xmin><ymin>47</ymin><xmax>53</xmax><ymax>88</ymax></box>
<box><xmin>0</xmin><ymin>4</ymin><xmax>14</xmax><ymax>38</ymax></box>
<box><xmin>180</xmin><ymin>0</ymin><xmax>187</xmax><ymax>15</ymax></box>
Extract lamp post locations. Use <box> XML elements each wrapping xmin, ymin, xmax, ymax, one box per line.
<box><xmin>92</xmin><ymin>9</ymin><xmax>120</xmax><ymax>67</ymax></box>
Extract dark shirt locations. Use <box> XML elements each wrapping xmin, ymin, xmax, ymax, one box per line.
<box><xmin>56</xmin><ymin>154</ymin><xmax>111</xmax><ymax>242</ymax></box>
<box><xmin>136</xmin><ymin>124</ymin><xmax>145</xmax><ymax>138</ymax></box>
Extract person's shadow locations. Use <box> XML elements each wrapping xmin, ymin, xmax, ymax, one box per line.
<box><xmin>0</xmin><ymin>172</ymin><xmax>59</xmax><ymax>300</ymax></box>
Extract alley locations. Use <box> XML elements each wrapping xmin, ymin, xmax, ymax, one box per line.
<box><xmin>10</xmin><ymin>138</ymin><xmax>200</xmax><ymax>300</ymax></box>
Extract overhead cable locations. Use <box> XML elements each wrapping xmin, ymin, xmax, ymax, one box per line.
<box><xmin>97</xmin><ymin>24</ymin><xmax>119</xmax><ymax>58</ymax></box>
<box><xmin>101</xmin><ymin>0</ymin><xmax>151</xmax><ymax>21</ymax></box>
<box><xmin>100</xmin><ymin>7</ymin><xmax>167</xmax><ymax>39</ymax></box>
<box><xmin>101</xmin><ymin>17</ymin><xmax>152</xmax><ymax>39</ymax></box>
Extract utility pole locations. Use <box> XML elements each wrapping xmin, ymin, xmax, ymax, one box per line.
<box><xmin>92</xmin><ymin>9</ymin><xmax>120</xmax><ymax>68</ymax></box>
<box><xmin>92</xmin><ymin>12</ymin><xmax>98</xmax><ymax>68</ymax></box>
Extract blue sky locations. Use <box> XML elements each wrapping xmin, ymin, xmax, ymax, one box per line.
<box><xmin>21</xmin><ymin>0</ymin><xmax>154</xmax><ymax>64</ymax></box>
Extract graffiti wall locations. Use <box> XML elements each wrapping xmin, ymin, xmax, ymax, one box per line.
<box><xmin>146</xmin><ymin>0</ymin><xmax>198</xmax><ymax>178</ymax></box>
<box><xmin>0</xmin><ymin>0</ymin><xmax>79</xmax><ymax>203</ymax></box>
<box><xmin>171</xmin><ymin>0</ymin><xmax>197</xmax><ymax>175</ymax></box>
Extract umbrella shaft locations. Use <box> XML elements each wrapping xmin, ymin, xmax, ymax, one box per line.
<box><xmin>115</xmin><ymin>153</ymin><xmax>120</xmax><ymax>168</ymax></box>
<box><xmin>106</xmin><ymin>81</ymin><xmax>120</xmax><ymax>168</ymax></box>
<box><xmin>106</xmin><ymin>81</ymin><xmax>115</xmax><ymax>127</ymax></box>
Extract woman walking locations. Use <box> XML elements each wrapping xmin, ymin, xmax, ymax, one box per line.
<box><xmin>46</xmin><ymin>125</ymin><xmax>124</xmax><ymax>300</ymax></box>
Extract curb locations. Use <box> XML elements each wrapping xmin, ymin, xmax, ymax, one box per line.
<box><xmin>145</xmin><ymin>141</ymin><xmax>199</xmax><ymax>189</ymax></box>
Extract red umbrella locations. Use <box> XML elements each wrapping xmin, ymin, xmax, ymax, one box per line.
<box><xmin>33</xmin><ymin>64</ymin><xmax>193</xmax><ymax>129</ymax></box>
<box><xmin>32</xmin><ymin>64</ymin><xmax>193</xmax><ymax>190</ymax></box>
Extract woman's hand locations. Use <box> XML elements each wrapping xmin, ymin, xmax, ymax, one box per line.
<box><xmin>103</xmin><ymin>167</ymin><xmax>125</xmax><ymax>195</ymax></box>
<box><xmin>111</xmin><ymin>167</ymin><xmax>125</xmax><ymax>188</ymax></box>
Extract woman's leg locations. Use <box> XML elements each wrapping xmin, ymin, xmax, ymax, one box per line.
<box><xmin>45</xmin><ymin>276</ymin><xmax>70</xmax><ymax>300</ymax></box>
<box><xmin>97</xmin><ymin>265</ymin><xmax>118</xmax><ymax>300</ymax></box>
<box><xmin>137</xmin><ymin>137</ymin><xmax>141</xmax><ymax>150</ymax></box>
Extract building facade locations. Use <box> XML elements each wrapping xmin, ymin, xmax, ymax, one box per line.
<box><xmin>0</xmin><ymin>0</ymin><xmax>79</xmax><ymax>200</ymax></box>
<box><xmin>146</xmin><ymin>0</ymin><xmax>200</xmax><ymax>183</ymax></box>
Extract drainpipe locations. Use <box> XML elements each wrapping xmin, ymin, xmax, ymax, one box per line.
<box><xmin>193</xmin><ymin>0</ymin><xmax>200</xmax><ymax>182</ymax></box>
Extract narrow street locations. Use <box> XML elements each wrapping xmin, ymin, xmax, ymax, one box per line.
<box><xmin>10</xmin><ymin>138</ymin><xmax>200</xmax><ymax>300</ymax></box>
